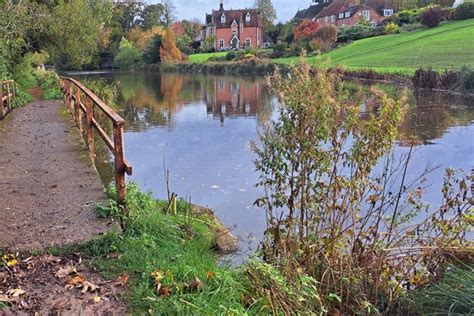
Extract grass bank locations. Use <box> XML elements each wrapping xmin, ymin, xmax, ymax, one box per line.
<box><xmin>275</xmin><ymin>19</ymin><xmax>474</xmax><ymax>74</ymax></box>
<box><xmin>71</xmin><ymin>184</ymin><xmax>250</xmax><ymax>314</ymax></box>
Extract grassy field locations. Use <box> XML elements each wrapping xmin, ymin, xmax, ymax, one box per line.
<box><xmin>188</xmin><ymin>51</ymin><xmax>227</xmax><ymax>63</ymax></box>
<box><xmin>275</xmin><ymin>19</ymin><xmax>474</xmax><ymax>74</ymax></box>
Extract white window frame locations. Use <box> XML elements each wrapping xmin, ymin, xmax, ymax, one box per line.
<box><xmin>383</xmin><ymin>9</ymin><xmax>394</xmax><ymax>16</ymax></box>
<box><xmin>219</xmin><ymin>39</ymin><xmax>224</xmax><ymax>49</ymax></box>
<box><xmin>370</xmin><ymin>21</ymin><xmax>377</xmax><ymax>27</ymax></box>
<box><xmin>221</xmin><ymin>14</ymin><xmax>226</xmax><ymax>23</ymax></box>
<box><xmin>245</xmin><ymin>12</ymin><xmax>251</xmax><ymax>22</ymax></box>
<box><xmin>245</xmin><ymin>38</ymin><xmax>251</xmax><ymax>48</ymax></box>
<box><xmin>344</xmin><ymin>11</ymin><xmax>350</xmax><ymax>18</ymax></box>
<box><xmin>331</xmin><ymin>15</ymin><xmax>336</xmax><ymax>22</ymax></box>
<box><xmin>363</xmin><ymin>10</ymin><xmax>370</xmax><ymax>21</ymax></box>
<box><xmin>338</xmin><ymin>13</ymin><xmax>344</xmax><ymax>19</ymax></box>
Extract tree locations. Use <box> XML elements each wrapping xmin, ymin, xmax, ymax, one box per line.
<box><xmin>50</xmin><ymin>0</ymin><xmax>102</xmax><ymax>69</ymax></box>
<box><xmin>255</xmin><ymin>0</ymin><xmax>276</xmax><ymax>30</ymax></box>
<box><xmin>160</xmin><ymin>28</ymin><xmax>182</xmax><ymax>62</ymax></box>
<box><xmin>162</xmin><ymin>0</ymin><xmax>176</xmax><ymax>27</ymax></box>
<box><xmin>113</xmin><ymin>38</ymin><xmax>142</xmax><ymax>69</ymax></box>
<box><xmin>293</xmin><ymin>20</ymin><xmax>320</xmax><ymax>42</ymax></box>
<box><xmin>142</xmin><ymin>3</ymin><xmax>165</xmax><ymax>29</ymax></box>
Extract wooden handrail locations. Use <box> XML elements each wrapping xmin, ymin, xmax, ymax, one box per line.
<box><xmin>60</xmin><ymin>77</ymin><xmax>132</xmax><ymax>207</ymax></box>
<box><xmin>0</xmin><ymin>80</ymin><xmax>15</xmax><ymax>120</ymax></box>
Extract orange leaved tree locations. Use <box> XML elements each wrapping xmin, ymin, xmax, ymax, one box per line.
<box><xmin>160</xmin><ymin>28</ymin><xmax>183</xmax><ymax>62</ymax></box>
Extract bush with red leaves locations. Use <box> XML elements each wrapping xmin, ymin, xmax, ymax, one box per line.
<box><xmin>421</xmin><ymin>7</ymin><xmax>445</xmax><ymax>28</ymax></box>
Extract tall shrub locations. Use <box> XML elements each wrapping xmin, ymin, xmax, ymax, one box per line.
<box><xmin>113</xmin><ymin>38</ymin><xmax>142</xmax><ymax>70</ymax></box>
<box><xmin>454</xmin><ymin>2</ymin><xmax>474</xmax><ymax>19</ymax></box>
<box><xmin>252</xmin><ymin>58</ymin><xmax>473</xmax><ymax>314</ymax></box>
<box><xmin>421</xmin><ymin>7</ymin><xmax>444</xmax><ymax>27</ymax></box>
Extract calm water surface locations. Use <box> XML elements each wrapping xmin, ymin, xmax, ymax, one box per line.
<box><xmin>75</xmin><ymin>72</ymin><xmax>474</xmax><ymax>256</ymax></box>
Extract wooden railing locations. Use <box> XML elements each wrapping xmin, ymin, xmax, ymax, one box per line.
<box><xmin>0</xmin><ymin>80</ymin><xmax>15</xmax><ymax>120</ymax></box>
<box><xmin>60</xmin><ymin>77</ymin><xmax>132</xmax><ymax>207</ymax></box>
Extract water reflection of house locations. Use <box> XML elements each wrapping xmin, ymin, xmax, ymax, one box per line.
<box><xmin>204</xmin><ymin>77</ymin><xmax>264</xmax><ymax>123</ymax></box>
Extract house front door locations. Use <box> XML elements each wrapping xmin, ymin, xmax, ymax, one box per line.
<box><xmin>231</xmin><ymin>37</ymin><xmax>239</xmax><ymax>49</ymax></box>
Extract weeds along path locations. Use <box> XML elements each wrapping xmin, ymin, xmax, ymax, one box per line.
<box><xmin>0</xmin><ymin>100</ymin><xmax>118</xmax><ymax>250</ymax></box>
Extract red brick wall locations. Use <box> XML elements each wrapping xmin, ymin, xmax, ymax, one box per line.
<box><xmin>215</xmin><ymin>26</ymin><xmax>262</xmax><ymax>50</ymax></box>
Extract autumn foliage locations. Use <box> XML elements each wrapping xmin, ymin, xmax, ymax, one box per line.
<box><xmin>127</xmin><ymin>26</ymin><xmax>165</xmax><ymax>50</ymax></box>
<box><xmin>293</xmin><ymin>20</ymin><xmax>320</xmax><ymax>41</ymax></box>
<box><xmin>160</xmin><ymin>28</ymin><xmax>183</xmax><ymax>62</ymax></box>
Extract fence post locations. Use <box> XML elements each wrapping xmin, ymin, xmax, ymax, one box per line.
<box><xmin>0</xmin><ymin>83</ymin><xmax>4</xmax><ymax>119</ymax></box>
<box><xmin>85</xmin><ymin>97</ymin><xmax>95</xmax><ymax>161</ymax></box>
<box><xmin>113</xmin><ymin>122</ymin><xmax>127</xmax><ymax>208</ymax></box>
<box><xmin>6</xmin><ymin>82</ymin><xmax>11</xmax><ymax>113</ymax></box>
<box><xmin>75</xmin><ymin>86</ymin><xmax>83</xmax><ymax>133</ymax></box>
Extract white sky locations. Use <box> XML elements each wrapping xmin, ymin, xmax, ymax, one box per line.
<box><xmin>147</xmin><ymin>0</ymin><xmax>313</xmax><ymax>23</ymax></box>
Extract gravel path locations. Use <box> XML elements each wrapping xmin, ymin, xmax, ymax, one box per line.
<box><xmin>0</xmin><ymin>100</ymin><xmax>118</xmax><ymax>250</ymax></box>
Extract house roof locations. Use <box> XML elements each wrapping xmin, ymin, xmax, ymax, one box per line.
<box><xmin>317</xmin><ymin>1</ymin><xmax>348</xmax><ymax>18</ymax></box>
<box><xmin>206</xmin><ymin>8</ymin><xmax>263</xmax><ymax>29</ymax></box>
<box><xmin>316</xmin><ymin>0</ymin><xmax>394</xmax><ymax>18</ymax></box>
<box><xmin>294</xmin><ymin>1</ymin><xmax>332</xmax><ymax>20</ymax></box>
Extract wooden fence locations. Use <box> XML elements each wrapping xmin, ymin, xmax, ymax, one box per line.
<box><xmin>0</xmin><ymin>80</ymin><xmax>15</xmax><ymax>120</ymax></box>
<box><xmin>60</xmin><ymin>77</ymin><xmax>132</xmax><ymax>207</ymax></box>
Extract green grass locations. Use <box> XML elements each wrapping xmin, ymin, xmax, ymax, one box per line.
<box><xmin>274</xmin><ymin>19</ymin><xmax>474</xmax><ymax>74</ymax></box>
<box><xmin>76</xmin><ymin>184</ymin><xmax>250</xmax><ymax>314</ymax></box>
<box><xmin>188</xmin><ymin>52</ymin><xmax>227</xmax><ymax>63</ymax></box>
<box><xmin>411</xmin><ymin>263</ymin><xmax>474</xmax><ymax>314</ymax></box>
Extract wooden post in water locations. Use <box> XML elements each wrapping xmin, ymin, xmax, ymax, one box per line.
<box><xmin>113</xmin><ymin>121</ymin><xmax>127</xmax><ymax>208</ymax></box>
<box><xmin>85</xmin><ymin>97</ymin><xmax>95</xmax><ymax>161</ymax></box>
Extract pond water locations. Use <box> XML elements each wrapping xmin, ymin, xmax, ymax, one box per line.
<box><xmin>74</xmin><ymin>71</ymin><xmax>474</xmax><ymax>258</ymax></box>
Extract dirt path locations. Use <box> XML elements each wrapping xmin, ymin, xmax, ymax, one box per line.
<box><xmin>0</xmin><ymin>100</ymin><xmax>118</xmax><ymax>250</ymax></box>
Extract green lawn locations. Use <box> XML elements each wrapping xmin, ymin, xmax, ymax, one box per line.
<box><xmin>275</xmin><ymin>19</ymin><xmax>474</xmax><ymax>74</ymax></box>
<box><xmin>188</xmin><ymin>52</ymin><xmax>227</xmax><ymax>63</ymax></box>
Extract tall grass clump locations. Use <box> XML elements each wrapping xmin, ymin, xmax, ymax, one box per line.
<box><xmin>252</xmin><ymin>57</ymin><xmax>473</xmax><ymax>314</ymax></box>
<box><xmin>411</xmin><ymin>262</ymin><xmax>474</xmax><ymax>314</ymax></box>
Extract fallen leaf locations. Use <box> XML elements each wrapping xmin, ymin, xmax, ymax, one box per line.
<box><xmin>185</xmin><ymin>277</ymin><xmax>204</xmax><ymax>293</ymax></box>
<box><xmin>0</xmin><ymin>271</ymin><xmax>10</xmax><ymax>283</ymax></box>
<box><xmin>205</xmin><ymin>271</ymin><xmax>215</xmax><ymax>279</ymax></box>
<box><xmin>115</xmin><ymin>274</ymin><xmax>129</xmax><ymax>286</ymax></box>
<box><xmin>7</xmin><ymin>288</ymin><xmax>26</xmax><ymax>297</ymax></box>
<box><xmin>81</xmin><ymin>281</ymin><xmax>99</xmax><ymax>294</ymax></box>
<box><xmin>91</xmin><ymin>296</ymin><xmax>101</xmax><ymax>303</ymax></box>
<box><xmin>68</xmin><ymin>275</ymin><xmax>86</xmax><ymax>286</ymax></box>
<box><xmin>107</xmin><ymin>252</ymin><xmax>122</xmax><ymax>259</ymax></box>
<box><xmin>55</xmin><ymin>266</ymin><xmax>74</xmax><ymax>278</ymax></box>
<box><xmin>151</xmin><ymin>269</ymin><xmax>164</xmax><ymax>283</ymax></box>
<box><xmin>2</xmin><ymin>254</ymin><xmax>18</xmax><ymax>267</ymax></box>
<box><xmin>157</xmin><ymin>285</ymin><xmax>171</xmax><ymax>297</ymax></box>
<box><xmin>0</xmin><ymin>294</ymin><xmax>17</xmax><ymax>303</ymax></box>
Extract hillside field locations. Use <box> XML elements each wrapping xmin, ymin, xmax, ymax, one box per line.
<box><xmin>275</xmin><ymin>19</ymin><xmax>474</xmax><ymax>74</ymax></box>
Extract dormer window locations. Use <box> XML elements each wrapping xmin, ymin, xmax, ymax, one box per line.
<box><xmin>383</xmin><ymin>9</ymin><xmax>394</xmax><ymax>16</ymax></box>
<box><xmin>245</xmin><ymin>12</ymin><xmax>251</xmax><ymax>22</ymax></box>
<box><xmin>339</xmin><ymin>12</ymin><xmax>344</xmax><ymax>18</ymax></box>
<box><xmin>221</xmin><ymin>14</ymin><xmax>226</xmax><ymax>23</ymax></box>
<box><xmin>344</xmin><ymin>11</ymin><xmax>350</xmax><ymax>18</ymax></box>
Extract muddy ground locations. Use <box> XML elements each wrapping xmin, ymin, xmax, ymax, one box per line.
<box><xmin>0</xmin><ymin>253</ymin><xmax>126</xmax><ymax>315</ymax></box>
<box><xmin>0</xmin><ymin>100</ymin><xmax>119</xmax><ymax>250</ymax></box>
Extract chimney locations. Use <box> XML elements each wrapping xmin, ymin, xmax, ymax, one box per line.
<box><xmin>219</xmin><ymin>0</ymin><xmax>224</xmax><ymax>11</ymax></box>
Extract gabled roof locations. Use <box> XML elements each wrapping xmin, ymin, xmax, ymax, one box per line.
<box><xmin>316</xmin><ymin>0</ymin><xmax>394</xmax><ymax>18</ymax></box>
<box><xmin>317</xmin><ymin>1</ymin><xmax>348</xmax><ymax>18</ymax></box>
<box><xmin>294</xmin><ymin>1</ymin><xmax>332</xmax><ymax>20</ymax></box>
<box><xmin>207</xmin><ymin>8</ymin><xmax>263</xmax><ymax>29</ymax></box>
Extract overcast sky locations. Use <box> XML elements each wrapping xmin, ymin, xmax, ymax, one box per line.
<box><xmin>148</xmin><ymin>0</ymin><xmax>313</xmax><ymax>23</ymax></box>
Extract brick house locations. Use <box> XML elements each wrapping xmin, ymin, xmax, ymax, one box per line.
<box><xmin>300</xmin><ymin>0</ymin><xmax>395</xmax><ymax>27</ymax></box>
<box><xmin>201</xmin><ymin>1</ymin><xmax>265</xmax><ymax>50</ymax></box>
